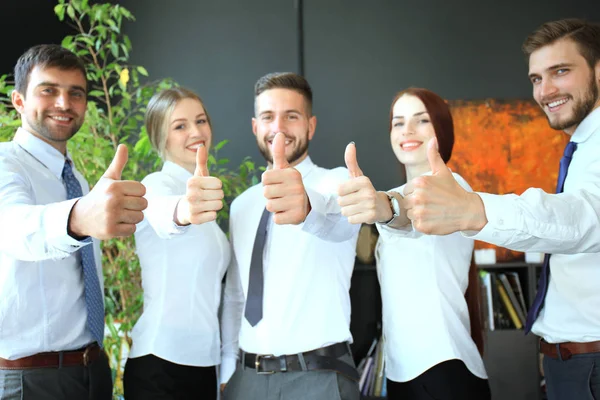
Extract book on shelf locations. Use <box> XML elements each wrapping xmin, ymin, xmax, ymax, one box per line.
<box><xmin>480</xmin><ymin>269</ymin><xmax>526</xmax><ymax>330</ymax></box>
<box><xmin>498</xmin><ymin>273</ymin><xmax>526</xmax><ymax>325</ymax></box>
<box><xmin>496</xmin><ymin>278</ymin><xmax>523</xmax><ymax>329</ymax></box>
<box><xmin>357</xmin><ymin>336</ymin><xmax>386</xmax><ymax>397</ymax></box>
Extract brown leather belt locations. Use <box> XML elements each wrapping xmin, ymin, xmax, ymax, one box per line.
<box><xmin>540</xmin><ymin>339</ymin><xmax>600</xmax><ymax>360</ymax></box>
<box><xmin>240</xmin><ymin>342</ymin><xmax>359</xmax><ymax>382</ymax></box>
<box><xmin>0</xmin><ymin>344</ymin><xmax>101</xmax><ymax>370</ymax></box>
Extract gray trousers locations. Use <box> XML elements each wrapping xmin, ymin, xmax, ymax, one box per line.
<box><xmin>0</xmin><ymin>351</ymin><xmax>112</xmax><ymax>400</ymax></box>
<box><xmin>544</xmin><ymin>353</ymin><xmax>600</xmax><ymax>400</ymax></box>
<box><xmin>223</xmin><ymin>352</ymin><xmax>359</xmax><ymax>400</ymax></box>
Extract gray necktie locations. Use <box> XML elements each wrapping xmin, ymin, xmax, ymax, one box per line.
<box><xmin>244</xmin><ymin>207</ymin><xmax>271</xmax><ymax>326</ymax></box>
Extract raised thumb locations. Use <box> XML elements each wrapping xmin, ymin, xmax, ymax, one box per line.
<box><xmin>102</xmin><ymin>144</ymin><xmax>128</xmax><ymax>180</ymax></box>
<box><xmin>272</xmin><ymin>132</ymin><xmax>289</xmax><ymax>170</ymax></box>
<box><xmin>344</xmin><ymin>142</ymin><xmax>363</xmax><ymax>178</ymax></box>
<box><xmin>427</xmin><ymin>137</ymin><xmax>449</xmax><ymax>175</ymax></box>
<box><xmin>194</xmin><ymin>144</ymin><xmax>209</xmax><ymax>177</ymax></box>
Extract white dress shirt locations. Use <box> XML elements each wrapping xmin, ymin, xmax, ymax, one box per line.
<box><xmin>469</xmin><ymin>106</ymin><xmax>600</xmax><ymax>344</ymax></box>
<box><xmin>219</xmin><ymin>156</ymin><xmax>360</xmax><ymax>383</ymax></box>
<box><xmin>376</xmin><ymin>172</ymin><xmax>487</xmax><ymax>382</ymax></box>
<box><xmin>0</xmin><ymin>128</ymin><xmax>101</xmax><ymax>360</ymax></box>
<box><xmin>130</xmin><ymin>161</ymin><xmax>231</xmax><ymax>366</ymax></box>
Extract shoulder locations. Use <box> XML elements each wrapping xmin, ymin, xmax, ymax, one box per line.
<box><xmin>0</xmin><ymin>142</ymin><xmax>30</xmax><ymax>177</ymax></box>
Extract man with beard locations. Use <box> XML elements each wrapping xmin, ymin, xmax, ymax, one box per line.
<box><xmin>397</xmin><ymin>19</ymin><xmax>600</xmax><ymax>399</ymax></box>
<box><xmin>220</xmin><ymin>72</ymin><xmax>361</xmax><ymax>399</ymax></box>
<box><xmin>0</xmin><ymin>44</ymin><xmax>147</xmax><ymax>399</ymax></box>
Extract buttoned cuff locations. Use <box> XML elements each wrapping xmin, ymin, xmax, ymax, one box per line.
<box><xmin>462</xmin><ymin>192</ymin><xmax>517</xmax><ymax>246</ymax></box>
<box><xmin>45</xmin><ymin>198</ymin><xmax>92</xmax><ymax>253</ymax></box>
<box><xmin>220</xmin><ymin>355</ymin><xmax>238</xmax><ymax>384</ymax></box>
<box><xmin>375</xmin><ymin>221</ymin><xmax>420</xmax><ymax>241</ymax></box>
<box><xmin>147</xmin><ymin>195</ymin><xmax>190</xmax><ymax>238</ymax></box>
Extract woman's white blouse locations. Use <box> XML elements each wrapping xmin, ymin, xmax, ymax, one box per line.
<box><xmin>375</xmin><ymin>172</ymin><xmax>487</xmax><ymax>382</ymax></box>
<box><xmin>129</xmin><ymin>161</ymin><xmax>231</xmax><ymax>366</ymax></box>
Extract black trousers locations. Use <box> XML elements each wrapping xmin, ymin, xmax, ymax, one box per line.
<box><xmin>386</xmin><ymin>359</ymin><xmax>491</xmax><ymax>400</ymax></box>
<box><xmin>123</xmin><ymin>354</ymin><xmax>217</xmax><ymax>400</ymax></box>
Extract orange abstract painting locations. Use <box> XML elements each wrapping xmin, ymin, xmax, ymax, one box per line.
<box><xmin>447</xmin><ymin>99</ymin><xmax>569</xmax><ymax>262</ymax></box>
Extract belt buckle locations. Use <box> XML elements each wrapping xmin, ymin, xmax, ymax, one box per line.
<box><xmin>82</xmin><ymin>346</ymin><xmax>91</xmax><ymax>367</ymax></box>
<box><xmin>255</xmin><ymin>354</ymin><xmax>275</xmax><ymax>375</ymax></box>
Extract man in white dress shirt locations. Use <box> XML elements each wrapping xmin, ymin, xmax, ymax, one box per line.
<box><xmin>0</xmin><ymin>44</ymin><xmax>147</xmax><ymax>399</ymax></box>
<box><xmin>220</xmin><ymin>72</ymin><xmax>361</xmax><ymax>400</ymax></box>
<box><xmin>397</xmin><ymin>19</ymin><xmax>600</xmax><ymax>399</ymax></box>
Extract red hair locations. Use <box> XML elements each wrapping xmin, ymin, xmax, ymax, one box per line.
<box><xmin>389</xmin><ymin>88</ymin><xmax>454</xmax><ymax>163</ymax></box>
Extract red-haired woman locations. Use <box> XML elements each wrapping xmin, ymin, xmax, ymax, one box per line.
<box><xmin>338</xmin><ymin>88</ymin><xmax>490</xmax><ymax>399</ymax></box>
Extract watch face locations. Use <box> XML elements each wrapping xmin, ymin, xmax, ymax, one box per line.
<box><xmin>390</xmin><ymin>197</ymin><xmax>401</xmax><ymax>216</ymax></box>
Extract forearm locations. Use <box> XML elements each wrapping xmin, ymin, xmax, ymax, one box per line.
<box><xmin>0</xmin><ymin>200</ymin><xmax>88</xmax><ymax>261</ymax></box>
<box><xmin>302</xmin><ymin>188</ymin><xmax>360</xmax><ymax>242</ymax></box>
<box><xmin>468</xmin><ymin>189</ymin><xmax>600</xmax><ymax>254</ymax></box>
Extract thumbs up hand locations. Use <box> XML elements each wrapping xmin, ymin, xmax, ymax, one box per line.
<box><xmin>69</xmin><ymin>144</ymin><xmax>148</xmax><ymax>240</ymax></box>
<box><xmin>262</xmin><ymin>132</ymin><xmax>310</xmax><ymax>225</ymax></box>
<box><xmin>175</xmin><ymin>143</ymin><xmax>224</xmax><ymax>226</ymax></box>
<box><xmin>403</xmin><ymin>137</ymin><xmax>487</xmax><ymax>234</ymax></box>
<box><xmin>337</xmin><ymin>142</ymin><xmax>394</xmax><ymax>224</ymax></box>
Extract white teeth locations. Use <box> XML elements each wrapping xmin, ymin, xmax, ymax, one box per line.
<box><xmin>51</xmin><ymin>116</ymin><xmax>70</xmax><ymax>121</ymax></box>
<box><xmin>285</xmin><ymin>140</ymin><xmax>291</xmax><ymax>145</ymax></box>
<box><xmin>402</xmin><ymin>142</ymin><xmax>421</xmax><ymax>150</ymax></box>
<box><xmin>548</xmin><ymin>98</ymin><xmax>568</xmax><ymax>108</ymax></box>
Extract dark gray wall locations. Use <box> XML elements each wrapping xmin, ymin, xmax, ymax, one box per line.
<box><xmin>120</xmin><ymin>0</ymin><xmax>600</xmax><ymax>191</ymax></box>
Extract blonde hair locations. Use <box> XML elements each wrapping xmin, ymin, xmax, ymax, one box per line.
<box><xmin>145</xmin><ymin>87</ymin><xmax>212</xmax><ymax>158</ymax></box>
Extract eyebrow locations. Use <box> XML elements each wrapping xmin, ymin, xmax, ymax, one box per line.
<box><xmin>36</xmin><ymin>81</ymin><xmax>86</xmax><ymax>92</ymax></box>
<box><xmin>528</xmin><ymin>63</ymin><xmax>574</xmax><ymax>79</ymax></box>
<box><xmin>392</xmin><ymin>111</ymin><xmax>428</xmax><ymax>119</ymax></box>
<box><xmin>171</xmin><ymin>113</ymin><xmax>206</xmax><ymax>125</ymax></box>
<box><xmin>258</xmin><ymin>109</ymin><xmax>302</xmax><ymax>117</ymax></box>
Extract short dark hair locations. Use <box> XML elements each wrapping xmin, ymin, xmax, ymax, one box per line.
<box><xmin>14</xmin><ymin>44</ymin><xmax>87</xmax><ymax>95</ymax></box>
<box><xmin>254</xmin><ymin>72</ymin><xmax>313</xmax><ymax>115</ymax></box>
<box><xmin>389</xmin><ymin>88</ymin><xmax>455</xmax><ymax>163</ymax></box>
<box><xmin>522</xmin><ymin>18</ymin><xmax>600</xmax><ymax>69</ymax></box>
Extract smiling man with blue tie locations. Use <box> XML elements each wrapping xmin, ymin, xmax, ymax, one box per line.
<box><xmin>0</xmin><ymin>44</ymin><xmax>147</xmax><ymax>399</ymax></box>
<box><xmin>396</xmin><ymin>19</ymin><xmax>600</xmax><ymax>400</ymax></box>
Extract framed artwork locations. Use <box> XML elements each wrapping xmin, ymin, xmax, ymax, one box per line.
<box><xmin>447</xmin><ymin>99</ymin><xmax>569</xmax><ymax>262</ymax></box>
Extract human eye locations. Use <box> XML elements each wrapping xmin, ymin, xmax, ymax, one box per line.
<box><xmin>419</xmin><ymin>118</ymin><xmax>430</xmax><ymax>124</ymax></box>
<box><xmin>393</xmin><ymin>121</ymin><xmax>404</xmax><ymax>128</ymax></box>
<box><xmin>40</xmin><ymin>87</ymin><xmax>56</xmax><ymax>95</ymax></box>
<box><xmin>530</xmin><ymin>76</ymin><xmax>541</xmax><ymax>85</ymax></box>
<box><xmin>556</xmin><ymin>68</ymin><xmax>569</xmax><ymax>76</ymax></box>
<box><xmin>174</xmin><ymin>123</ymin><xmax>186</xmax><ymax>130</ymax></box>
<box><xmin>288</xmin><ymin>114</ymin><xmax>299</xmax><ymax>120</ymax></box>
<box><xmin>261</xmin><ymin>114</ymin><xmax>272</xmax><ymax>121</ymax></box>
<box><xmin>70</xmin><ymin>90</ymin><xmax>85</xmax><ymax>99</ymax></box>
<box><xmin>197</xmin><ymin>118</ymin><xmax>207</xmax><ymax>125</ymax></box>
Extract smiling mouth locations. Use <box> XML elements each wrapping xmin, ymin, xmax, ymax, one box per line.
<box><xmin>48</xmin><ymin>115</ymin><xmax>74</xmax><ymax>123</ymax></box>
<box><xmin>400</xmin><ymin>142</ymin><xmax>423</xmax><ymax>151</ymax></box>
<box><xmin>546</xmin><ymin>97</ymin><xmax>569</xmax><ymax>111</ymax></box>
<box><xmin>186</xmin><ymin>141</ymin><xmax>205</xmax><ymax>151</ymax></box>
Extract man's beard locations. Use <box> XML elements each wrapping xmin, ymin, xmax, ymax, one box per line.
<box><xmin>26</xmin><ymin>110</ymin><xmax>82</xmax><ymax>144</ymax></box>
<box><xmin>547</xmin><ymin>74</ymin><xmax>599</xmax><ymax>131</ymax></box>
<box><xmin>258</xmin><ymin>132</ymin><xmax>309</xmax><ymax>166</ymax></box>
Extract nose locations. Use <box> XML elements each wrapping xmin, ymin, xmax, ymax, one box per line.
<box><xmin>271</xmin><ymin>116</ymin><xmax>285</xmax><ymax>133</ymax></box>
<box><xmin>401</xmin><ymin>121</ymin><xmax>415</xmax><ymax>136</ymax></box>
<box><xmin>54</xmin><ymin>92</ymin><xmax>69</xmax><ymax>109</ymax></box>
<box><xmin>539</xmin><ymin>78</ymin><xmax>558</xmax><ymax>100</ymax></box>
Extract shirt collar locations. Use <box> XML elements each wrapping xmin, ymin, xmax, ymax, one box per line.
<box><xmin>162</xmin><ymin>160</ymin><xmax>193</xmax><ymax>182</ymax></box>
<box><xmin>571</xmin><ymin>106</ymin><xmax>600</xmax><ymax>144</ymax></box>
<box><xmin>13</xmin><ymin>127</ymin><xmax>69</xmax><ymax>179</ymax></box>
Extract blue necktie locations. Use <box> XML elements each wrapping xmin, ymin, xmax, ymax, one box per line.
<box><xmin>524</xmin><ymin>141</ymin><xmax>577</xmax><ymax>334</ymax></box>
<box><xmin>62</xmin><ymin>160</ymin><xmax>105</xmax><ymax>345</ymax></box>
<box><xmin>244</xmin><ymin>208</ymin><xmax>271</xmax><ymax>326</ymax></box>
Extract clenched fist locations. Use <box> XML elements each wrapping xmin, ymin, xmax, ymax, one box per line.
<box><xmin>262</xmin><ymin>132</ymin><xmax>310</xmax><ymax>225</ymax></box>
<box><xmin>175</xmin><ymin>143</ymin><xmax>224</xmax><ymax>225</ymax></box>
<box><xmin>69</xmin><ymin>144</ymin><xmax>148</xmax><ymax>239</ymax></box>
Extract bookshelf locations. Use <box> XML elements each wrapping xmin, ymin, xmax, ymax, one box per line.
<box><xmin>350</xmin><ymin>261</ymin><xmax>544</xmax><ymax>400</ymax></box>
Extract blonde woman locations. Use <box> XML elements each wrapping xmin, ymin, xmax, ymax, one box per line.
<box><xmin>124</xmin><ymin>88</ymin><xmax>229</xmax><ymax>400</ymax></box>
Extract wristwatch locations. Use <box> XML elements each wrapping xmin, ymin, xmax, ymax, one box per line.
<box><xmin>383</xmin><ymin>191</ymin><xmax>401</xmax><ymax>225</ymax></box>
